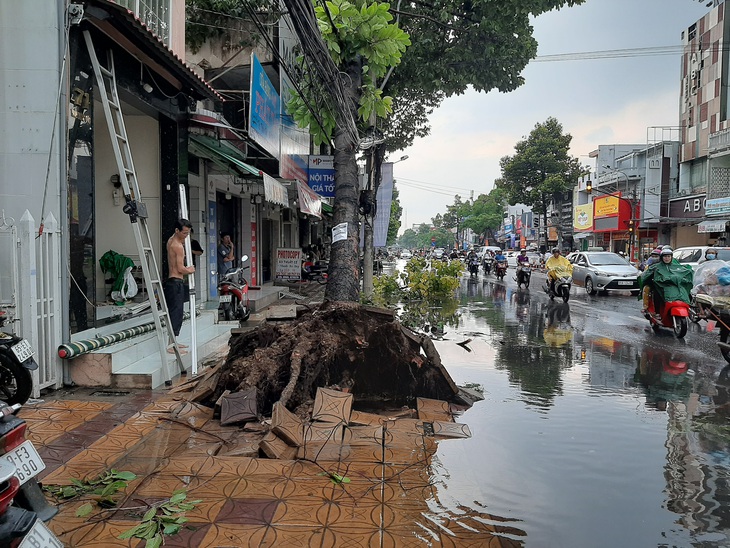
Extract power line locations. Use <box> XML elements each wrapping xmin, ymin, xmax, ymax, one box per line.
<box><xmin>397</xmin><ymin>176</ymin><xmax>475</xmax><ymax>192</ymax></box>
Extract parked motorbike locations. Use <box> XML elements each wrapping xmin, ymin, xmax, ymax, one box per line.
<box><xmin>515</xmin><ymin>264</ymin><xmax>532</xmax><ymax>289</ymax></box>
<box><xmin>0</xmin><ymin>401</ymin><xmax>59</xmax><ymax>546</ymax></box>
<box><xmin>644</xmin><ymin>297</ymin><xmax>690</xmax><ymax>338</ymax></box>
<box><xmin>544</xmin><ymin>275</ymin><xmax>572</xmax><ymax>303</ymax></box>
<box><xmin>218</xmin><ymin>256</ymin><xmax>251</xmax><ymax>322</ymax></box>
<box><xmin>495</xmin><ymin>261</ymin><xmax>507</xmax><ymax>281</ymax></box>
<box><xmin>0</xmin><ymin>311</ymin><xmax>37</xmax><ymax>406</ymax></box>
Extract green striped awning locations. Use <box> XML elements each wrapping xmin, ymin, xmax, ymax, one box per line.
<box><xmin>190</xmin><ymin>135</ymin><xmax>262</xmax><ymax>178</ymax></box>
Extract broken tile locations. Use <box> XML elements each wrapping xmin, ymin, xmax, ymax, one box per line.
<box><xmin>271</xmin><ymin>402</ymin><xmax>304</xmax><ymax>447</ymax></box>
<box><xmin>302</xmin><ymin>422</ymin><xmax>344</xmax><ymax>444</ymax></box>
<box><xmin>220</xmin><ymin>388</ymin><xmax>258</xmax><ymax>426</ymax></box>
<box><xmin>431</xmin><ymin>421</ymin><xmax>472</xmax><ymax>439</ymax></box>
<box><xmin>416</xmin><ymin>397</ymin><xmax>453</xmax><ymax>422</ymax></box>
<box><xmin>312</xmin><ymin>388</ymin><xmax>353</xmax><ymax>424</ymax></box>
<box><xmin>260</xmin><ymin>432</ymin><xmax>297</xmax><ymax>460</ymax></box>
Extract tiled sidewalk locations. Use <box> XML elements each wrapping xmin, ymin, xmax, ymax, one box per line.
<box><xmin>19</xmin><ymin>390</ymin><xmax>524</xmax><ymax>547</ymax></box>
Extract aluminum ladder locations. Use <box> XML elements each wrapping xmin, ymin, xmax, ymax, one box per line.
<box><xmin>83</xmin><ymin>30</ymin><xmax>184</xmax><ymax>385</ymax></box>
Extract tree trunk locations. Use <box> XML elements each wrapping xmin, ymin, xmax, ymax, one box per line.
<box><xmin>325</xmin><ymin>59</ymin><xmax>362</xmax><ymax>302</ymax></box>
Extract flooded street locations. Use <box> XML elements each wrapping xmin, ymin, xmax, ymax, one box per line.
<box><xmin>409</xmin><ymin>265</ymin><xmax>730</xmax><ymax>547</ymax></box>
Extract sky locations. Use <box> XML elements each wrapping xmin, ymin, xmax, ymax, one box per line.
<box><xmin>392</xmin><ymin>0</ymin><xmax>713</xmax><ymax>232</ymax></box>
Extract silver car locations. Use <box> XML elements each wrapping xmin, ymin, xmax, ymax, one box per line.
<box><xmin>569</xmin><ymin>251</ymin><xmax>640</xmax><ymax>295</ymax></box>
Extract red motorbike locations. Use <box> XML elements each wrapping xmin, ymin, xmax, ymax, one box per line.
<box><xmin>218</xmin><ymin>256</ymin><xmax>251</xmax><ymax>322</ymax></box>
<box><xmin>495</xmin><ymin>261</ymin><xmax>508</xmax><ymax>281</ymax></box>
<box><xmin>0</xmin><ymin>401</ymin><xmax>60</xmax><ymax>546</ymax></box>
<box><xmin>645</xmin><ymin>298</ymin><xmax>690</xmax><ymax>339</ymax></box>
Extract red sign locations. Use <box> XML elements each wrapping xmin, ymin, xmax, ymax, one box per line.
<box><xmin>250</xmin><ymin>221</ymin><xmax>257</xmax><ymax>286</ymax></box>
<box><xmin>431</xmin><ymin>237</ymin><xmax>436</xmax><ymax>242</ymax></box>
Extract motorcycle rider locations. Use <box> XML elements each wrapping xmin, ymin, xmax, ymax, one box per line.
<box><xmin>517</xmin><ymin>248</ymin><xmax>530</xmax><ymax>266</ymax></box>
<box><xmin>545</xmin><ymin>247</ymin><xmax>573</xmax><ymax>294</ymax></box>
<box><xmin>640</xmin><ymin>247</ymin><xmax>689</xmax><ymax>319</ymax></box>
<box><xmin>467</xmin><ymin>249</ymin><xmax>479</xmax><ymax>274</ymax></box>
<box><xmin>640</xmin><ymin>248</ymin><xmax>662</xmax><ymax>314</ymax></box>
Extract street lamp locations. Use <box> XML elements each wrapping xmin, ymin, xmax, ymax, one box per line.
<box><xmin>392</xmin><ymin>155</ymin><xmax>409</xmax><ymax>164</ymax></box>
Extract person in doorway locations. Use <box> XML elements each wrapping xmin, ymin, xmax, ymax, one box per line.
<box><xmin>190</xmin><ymin>228</ymin><xmax>204</xmax><ymax>268</ymax></box>
<box><xmin>217</xmin><ymin>231</ymin><xmax>234</xmax><ymax>277</ymax></box>
<box><xmin>164</xmin><ymin>219</ymin><xmax>195</xmax><ymax>353</ymax></box>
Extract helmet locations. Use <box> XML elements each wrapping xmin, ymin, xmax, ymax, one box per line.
<box><xmin>651</xmin><ymin>247</ymin><xmax>661</xmax><ymax>256</ymax></box>
<box><xmin>552</xmin><ymin>247</ymin><xmax>560</xmax><ymax>253</ymax></box>
<box><xmin>520</xmin><ymin>248</ymin><xmax>526</xmax><ymax>253</ymax></box>
<box><xmin>618</xmin><ymin>251</ymin><xmax>625</xmax><ymax>256</ymax></box>
<box><xmin>660</xmin><ymin>248</ymin><xmax>673</xmax><ymax>256</ymax></box>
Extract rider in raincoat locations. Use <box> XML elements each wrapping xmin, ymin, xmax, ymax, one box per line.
<box><xmin>638</xmin><ymin>248</ymin><xmax>693</xmax><ymax>316</ymax></box>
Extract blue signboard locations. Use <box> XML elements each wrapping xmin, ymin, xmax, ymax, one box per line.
<box><xmin>208</xmin><ymin>200</ymin><xmax>217</xmax><ymax>298</ymax></box>
<box><xmin>249</xmin><ymin>53</ymin><xmax>280</xmax><ymax>159</ymax></box>
<box><xmin>504</xmin><ymin>223</ymin><xmax>513</xmax><ymax>233</ymax></box>
<box><xmin>308</xmin><ymin>155</ymin><xmax>335</xmax><ymax>198</ymax></box>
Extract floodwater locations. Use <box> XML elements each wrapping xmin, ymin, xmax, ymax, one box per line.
<box><xmin>420</xmin><ymin>276</ymin><xmax>730</xmax><ymax>548</ymax></box>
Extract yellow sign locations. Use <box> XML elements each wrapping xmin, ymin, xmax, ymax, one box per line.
<box><xmin>594</xmin><ymin>196</ymin><xmax>619</xmax><ymax>217</ymax></box>
<box><xmin>573</xmin><ymin>203</ymin><xmax>593</xmax><ymax>231</ymax></box>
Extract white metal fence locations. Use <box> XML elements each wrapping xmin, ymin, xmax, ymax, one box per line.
<box><xmin>9</xmin><ymin>211</ymin><xmax>63</xmax><ymax>397</ymax></box>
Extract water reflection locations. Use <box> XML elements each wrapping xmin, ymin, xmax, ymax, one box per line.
<box><xmin>437</xmin><ymin>277</ymin><xmax>730</xmax><ymax>546</ymax></box>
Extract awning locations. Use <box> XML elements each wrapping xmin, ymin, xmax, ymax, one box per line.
<box><xmin>573</xmin><ymin>232</ymin><xmax>590</xmax><ymax>240</ymax></box>
<box><xmin>189</xmin><ymin>135</ymin><xmax>262</xmax><ymax>178</ymax></box>
<box><xmin>698</xmin><ymin>219</ymin><xmax>729</xmax><ymax>233</ymax></box>
<box><xmin>322</xmin><ymin>202</ymin><xmax>333</xmax><ymax>216</ymax></box>
<box><xmin>264</xmin><ymin>174</ymin><xmax>289</xmax><ymax>207</ymax></box>
<box><xmin>296</xmin><ymin>181</ymin><xmax>322</xmax><ymax>218</ymax></box>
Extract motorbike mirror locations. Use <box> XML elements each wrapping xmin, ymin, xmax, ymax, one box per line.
<box><xmin>241</xmin><ymin>255</ymin><xmax>249</xmax><ymax>263</ymax></box>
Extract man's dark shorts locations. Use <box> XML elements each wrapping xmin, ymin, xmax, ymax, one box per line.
<box><xmin>163</xmin><ymin>277</ymin><xmax>185</xmax><ymax>336</ymax></box>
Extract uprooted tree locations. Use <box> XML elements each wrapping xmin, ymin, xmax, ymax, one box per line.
<box><xmin>210</xmin><ymin>301</ymin><xmax>459</xmax><ymax>414</ymax></box>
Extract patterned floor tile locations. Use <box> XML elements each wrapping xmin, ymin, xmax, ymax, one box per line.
<box><xmin>198</xmin><ymin>523</ymin><xmax>272</xmax><ymax>547</ymax></box>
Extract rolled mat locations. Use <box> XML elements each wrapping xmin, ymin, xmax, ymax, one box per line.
<box><xmin>58</xmin><ymin>311</ymin><xmax>194</xmax><ymax>359</ymax></box>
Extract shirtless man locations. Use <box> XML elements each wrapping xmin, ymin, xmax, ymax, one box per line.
<box><xmin>164</xmin><ymin>218</ymin><xmax>195</xmax><ymax>352</ymax></box>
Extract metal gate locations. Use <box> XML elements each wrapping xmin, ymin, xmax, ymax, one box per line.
<box><xmin>4</xmin><ymin>210</ymin><xmax>63</xmax><ymax>397</ymax></box>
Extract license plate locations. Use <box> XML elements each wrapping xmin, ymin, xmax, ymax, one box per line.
<box><xmin>219</xmin><ymin>294</ymin><xmax>232</xmax><ymax>303</ymax></box>
<box><xmin>618</xmin><ymin>281</ymin><xmax>633</xmax><ymax>286</ymax></box>
<box><xmin>4</xmin><ymin>440</ymin><xmax>45</xmax><ymax>486</ymax></box>
<box><xmin>11</xmin><ymin>339</ymin><xmax>34</xmax><ymax>363</ymax></box>
<box><xmin>19</xmin><ymin>518</ymin><xmax>64</xmax><ymax>548</ymax></box>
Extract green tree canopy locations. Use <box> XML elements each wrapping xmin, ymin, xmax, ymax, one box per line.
<box><xmin>460</xmin><ymin>188</ymin><xmax>506</xmax><ymax>244</ymax></box>
<box><xmin>497</xmin><ymin>118</ymin><xmax>582</xmax><ymax>244</ymax></box>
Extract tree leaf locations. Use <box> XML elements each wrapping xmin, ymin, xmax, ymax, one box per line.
<box><xmin>76</xmin><ymin>502</ymin><xmax>94</xmax><ymax>517</ymax></box>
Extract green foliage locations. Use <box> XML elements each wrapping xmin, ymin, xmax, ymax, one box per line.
<box><xmin>371</xmin><ymin>271</ymin><xmax>403</xmax><ymax>305</ymax></box>
<box><xmin>398</xmin><ymin>298</ymin><xmax>461</xmax><ymax>333</ymax></box>
<box><xmin>44</xmin><ymin>469</ymin><xmax>137</xmax><ymax>514</ymax></box>
<box><xmin>185</xmin><ymin>0</ymin><xmax>276</xmax><ymax>54</ymax></box>
<box><xmin>497</xmin><ymin>117</ymin><xmax>582</xmax><ymax>214</ymax></box>
<box><xmin>401</xmin><ymin>257</ymin><xmax>463</xmax><ymax>299</ymax></box>
<box><xmin>398</xmin><ymin>225</ymin><xmax>453</xmax><ymax>249</ymax></box>
<box><xmin>458</xmin><ymin>188</ymin><xmax>506</xmax><ymax>244</ymax></box>
<box><xmin>119</xmin><ymin>490</ymin><xmax>201</xmax><ymax>548</ymax></box>
<box><xmin>286</xmin><ymin>0</ymin><xmax>410</xmax><ymax>144</ymax></box>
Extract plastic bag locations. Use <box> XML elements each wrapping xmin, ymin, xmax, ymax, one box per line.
<box><xmin>693</xmin><ymin>260</ymin><xmax>730</xmax><ymax>297</ymax></box>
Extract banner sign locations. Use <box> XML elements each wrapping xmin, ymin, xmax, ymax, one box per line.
<box><xmin>275</xmin><ymin>248</ymin><xmax>302</xmax><ymax>280</ymax></box>
<box><xmin>706</xmin><ymin>197</ymin><xmax>730</xmax><ymax>216</ymax></box>
<box><xmin>308</xmin><ymin>155</ymin><xmax>336</xmax><ymax>197</ymax></box>
<box><xmin>594</xmin><ymin>195</ymin><xmax>619</xmax><ymax>217</ymax></box>
<box><xmin>573</xmin><ymin>203</ymin><xmax>593</xmax><ymax>231</ymax></box>
<box><xmin>249</xmin><ymin>53</ymin><xmax>280</xmax><ymax>159</ymax></box>
<box><xmin>374</xmin><ymin>163</ymin><xmax>394</xmax><ymax>248</ymax></box>
<box><xmin>263</xmin><ymin>173</ymin><xmax>289</xmax><ymax>207</ymax></box>
<box><xmin>297</xmin><ymin>180</ymin><xmax>322</xmax><ymax>218</ymax></box>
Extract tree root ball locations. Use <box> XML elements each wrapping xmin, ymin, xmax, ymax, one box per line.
<box><xmin>211</xmin><ymin>301</ymin><xmax>457</xmax><ymax>413</ymax></box>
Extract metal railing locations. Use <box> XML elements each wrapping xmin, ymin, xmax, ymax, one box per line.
<box><xmin>709</xmin><ymin>127</ymin><xmax>730</xmax><ymax>152</ymax></box>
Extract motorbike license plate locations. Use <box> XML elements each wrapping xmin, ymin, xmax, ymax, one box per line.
<box><xmin>11</xmin><ymin>339</ymin><xmax>34</xmax><ymax>363</ymax></box>
<box><xmin>219</xmin><ymin>294</ymin><xmax>232</xmax><ymax>303</ymax></box>
<box><xmin>19</xmin><ymin>518</ymin><xmax>64</xmax><ymax>548</ymax></box>
<box><xmin>618</xmin><ymin>281</ymin><xmax>633</xmax><ymax>286</ymax></box>
<box><xmin>4</xmin><ymin>440</ymin><xmax>45</xmax><ymax>486</ymax></box>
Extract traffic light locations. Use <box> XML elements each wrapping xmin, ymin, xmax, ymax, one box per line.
<box><xmin>628</xmin><ymin>220</ymin><xmax>634</xmax><ymax>233</ymax></box>
<box><xmin>586</xmin><ymin>180</ymin><xmax>592</xmax><ymax>194</ymax></box>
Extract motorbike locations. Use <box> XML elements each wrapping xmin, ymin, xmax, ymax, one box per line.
<box><xmin>218</xmin><ymin>255</ymin><xmax>251</xmax><ymax>322</ymax></box>
<box><xmin>0</xmin><ymin>401</ymin><xmax>60</xmax><ymax>546</ymax></box>
<box><xmin>0</xmin><ymin>311</ymin><xmax>37</xmax><ymax>406</ymax></box>
<box><xmin>483</xmin><ymin>256</ymin><xmax>493</xmax><ymax>275</ymax></box>
<box><xmin>468</xmin><ymin>257</ymin><xmax>480</xmax><ymax>277</ymax></box>
<box><xmin>495</xmin><ymin>260</ymin><xmax>508</xmax><ymax>281</ymax></box>
<box><xmin>644</xmin><ymin>297</ymin><xmax>690</xmax><ymax>339</ymax></box>
<box><xmin>515</xmin><ymin>264</ymin><xmax>532</xmax><ymax>289</ymax></box>
<box><xmin>544</xmin><ymin>273</ymin><xmax>572</xmax><ymax>303</ymax></box>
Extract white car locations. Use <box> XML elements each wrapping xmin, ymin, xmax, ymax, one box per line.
<box><xmin>400</xmin><ymin>250</ymin><xmax>413</xmax><ymax>259</ymax></box>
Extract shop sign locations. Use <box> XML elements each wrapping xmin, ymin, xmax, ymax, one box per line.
<box><xmin>275</xmin><ymin>248</ymin><xmax>302</xmax><ymax>280</ymax></box>
<box><xmin>668</xmin><ymin>194</ymin><xmax>706</xmax><ymax>218</ymax></box>
<box><xmin>706</xmin><ymin>196</ymin><xmax>730</xmax><ymax>216</ymax></box>
<box><xmin>594</xmin><ymin>196</ymin><xmax>619</xmax><ymax>217</ymax></box>
<box><xmin>573</xmin><ymin>203</ymin><xmax>593</xmax><ymax>231</ymax></box>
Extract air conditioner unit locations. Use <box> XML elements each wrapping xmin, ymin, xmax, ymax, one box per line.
<box><xmin>678</xmin><ymin>190</ymin><xmax>688</xmax><ymax>196</ymax></box>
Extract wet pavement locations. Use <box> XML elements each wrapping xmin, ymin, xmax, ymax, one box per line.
<box><xmin>23</xmin><ymin>381</ymin><xmax>520</xmax><ymax>546</ymax></box>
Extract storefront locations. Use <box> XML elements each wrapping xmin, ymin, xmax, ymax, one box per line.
<box><xmin>592</xmin><ymin>194</ymin><xmax>633</xmax><ymax>255</ymax></box>
<box><xmin>668</xmin><ymin>194</ymin><xmax>710</xmax><ymax>247</ymax></box>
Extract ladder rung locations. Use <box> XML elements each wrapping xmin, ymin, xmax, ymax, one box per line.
<box><xmin>100</xmin><ymin>65</ymin><xmax>113</xmax><ymax>78</ymax></box>
<box><xmin>115</xmin><ymin>134</ymin><xmax>127</xmax><ymax>143</ymax></box>
<box><xmin>124</xmin><ymin>168</ymin><xmax>134</xmax><ymax>174</ymax></box>
<box><xmin>108</xmin><ymin>100</ymin><xmax>120</xmax><ymax>110</ymax></box>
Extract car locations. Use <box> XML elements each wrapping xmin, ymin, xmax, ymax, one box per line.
<box><xmin>433</xmin><ymin>248</ymin><xmax>445</xmax><ymax>259</ymax></box>
<box><xmin>569</xmin><ymin>251</ymin><xmax>641</xmax><ymax>295</ymax></box>
<box><xmin>672</xmin><ymin>246</ymin><xmax>730</xmax><ymax>270</ymax></box>
<box><xmin>400</xmin><ymin>250</ymin><xmax>413</xmax><ymax>259</ymax></box>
